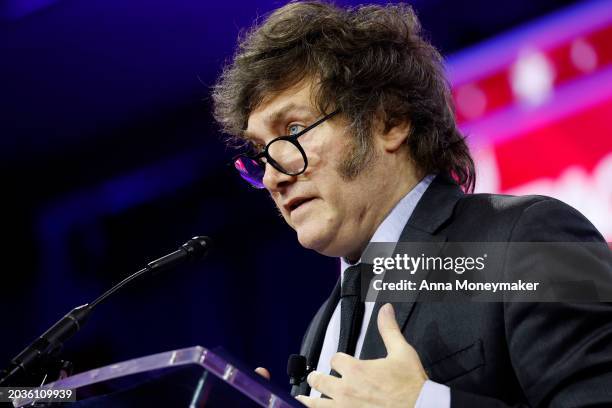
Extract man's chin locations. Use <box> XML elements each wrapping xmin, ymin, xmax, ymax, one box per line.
<box><xmin>295</xmin><ymin>228</ymin><xmax>333</xmax><ymax>255</ymax></box>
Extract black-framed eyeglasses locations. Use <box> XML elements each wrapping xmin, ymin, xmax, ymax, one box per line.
<box><xmin>233</xmin><ymin>109</ymin><xmax>339</xmax><ymax>189</ymax></box>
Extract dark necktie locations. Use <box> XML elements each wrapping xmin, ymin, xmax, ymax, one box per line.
<box><xmin>331</xmin><ymin>264</ymin><xmax>365</xmax><ymax>377</ymax></box>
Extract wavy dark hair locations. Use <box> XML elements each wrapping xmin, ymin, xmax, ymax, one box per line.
<box><xmin>212</xmin><ymin>1</ymin><xmax>475</xmax><ymax>192</ymax></box>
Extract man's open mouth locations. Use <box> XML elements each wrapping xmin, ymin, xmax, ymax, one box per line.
<box><xmin>288</xmin><ymin>197</ymin><xmax>316</xmax><ymax>212</ymax></box>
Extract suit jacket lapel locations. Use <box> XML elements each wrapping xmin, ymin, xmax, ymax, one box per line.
<box><xmin>359</xmin><ymin>174</ymin><xmax>463</xmax><ymax>360</ymax></box>
<box><xmin>292</xmin><ymin>279</ymin><xmax>340</xmax><ymax>396</ymax></box>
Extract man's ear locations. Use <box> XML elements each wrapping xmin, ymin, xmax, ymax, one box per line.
<box><xmin>379</xmin><ymin>120</ymin><xmax>411</xmax><ymax>153</ymax></box>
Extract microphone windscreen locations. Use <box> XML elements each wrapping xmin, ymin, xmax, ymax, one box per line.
<box><xmin>287</xmin><ymin>354</ymin><xmax>307</xmax><ymax>378</ymax></box>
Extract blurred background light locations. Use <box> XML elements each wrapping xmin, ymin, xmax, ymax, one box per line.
<box><xmin>448</xmin><ymin>0</ymin><xmax>612</xmax><ymax>239</ymax></box>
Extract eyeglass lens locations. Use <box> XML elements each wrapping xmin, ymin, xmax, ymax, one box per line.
<box><xmin>234</xmin><ymin>139</ymin><xmax>306</xmax><ymax>188</ymax></box>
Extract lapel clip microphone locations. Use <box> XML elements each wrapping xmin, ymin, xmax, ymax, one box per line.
<box><xmin>287</xmin><ymin>354</ymin><xmax>313</xmax><ymax>386</ymax></box>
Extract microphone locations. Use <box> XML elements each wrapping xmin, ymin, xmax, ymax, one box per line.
<box><xmin>287</xmin><ymin>354</ymin><xmax>312</xmax><ymax>386</ymax></box>
<box><xmin>0</xmin><ymin>236</ymin><xmax>212</xmax><ymax>386</ymax></box>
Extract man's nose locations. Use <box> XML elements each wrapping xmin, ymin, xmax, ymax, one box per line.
<box><xmin>262</xmin><ymin>163</ymin><xmax>296</xmax><ymax>192</ymax></box>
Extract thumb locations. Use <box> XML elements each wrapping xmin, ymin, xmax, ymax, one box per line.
<box><xmin>377</xmin><ymin>303</ymin><xmax>408</xmax><ymax>356</ymax></box>
<box><xmin>255</xmin><ymin>367</ymin><xmax>271</xmax><ymax>380</ymax></box>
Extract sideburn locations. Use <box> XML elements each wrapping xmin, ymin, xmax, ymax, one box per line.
<box><xmin>336</xmin><ymin>130</ymin><xmax>378</xmax><ymax>181</ymax></box>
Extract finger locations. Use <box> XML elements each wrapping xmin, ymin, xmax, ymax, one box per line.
<box><xmin>254</xmin><ymin>367</ymin><xmax>271</xmax><ymax>380</ymax></box>
<box><xmin>329</xmin><ymin>352</ymin><xmax>356</xmax><ymax>377</ymax></box>
<box><xmin>295</xmin><ymin>395</ymin><xmax>334</xmax><ymax>408</ymax></box>
<box><xmin>306</xmin><ymin>370</ymin><xmax>342</xmax><ymax>398</ymax></box>
<box><xmin>377</xmin><ymin>303</ymin><xmax>408</xmax><ymax>356</ymax></box>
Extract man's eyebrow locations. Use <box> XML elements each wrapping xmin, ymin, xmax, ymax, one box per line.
<box><xmin>243</xmin><ymin>103</ymin><xmax>315</xmax><ymax>141</ymax></box>
<box><xmin>265</xmin><ymin>103</ymin><xmax>314</xmax><ymax>126</ymax></box>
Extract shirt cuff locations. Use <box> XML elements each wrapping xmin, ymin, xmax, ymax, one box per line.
<box><xmin>414</xmin><ymin>380</ymin><xmax>450</xmax><ymax>408</ymax></box>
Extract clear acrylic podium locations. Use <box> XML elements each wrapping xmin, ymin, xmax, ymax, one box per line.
<box><xmin>13</xmin><ymin>346</ymin><xmax>303</xmax><ymax>407</ymax></box>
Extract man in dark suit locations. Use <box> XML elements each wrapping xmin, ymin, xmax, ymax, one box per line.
<box><xmin>291</xmin><ymin>173</ymin><xmax>612</xmax><ymax>407</ymax></box>
<box><xmin>212</xmin><ymin>1</ymin><xmax>612</xmax><ymax>406</ymax></box>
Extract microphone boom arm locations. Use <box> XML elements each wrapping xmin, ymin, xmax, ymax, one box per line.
<box><xmin>0</xmin><ymin>236</ymin><xmax>212</xmax><ymax>386</ymax></box>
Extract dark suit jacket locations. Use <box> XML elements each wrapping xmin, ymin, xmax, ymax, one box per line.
<box><xmin>292</xmin><ymin>174</ymin><xmax>612</xmax><ymax>407</ymax></box>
